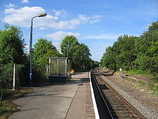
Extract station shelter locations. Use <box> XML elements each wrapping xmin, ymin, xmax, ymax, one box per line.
<box><xmin>48</xmin><ymin>57</ymin><xmax>71</xmax><ymax>83</ymax></box>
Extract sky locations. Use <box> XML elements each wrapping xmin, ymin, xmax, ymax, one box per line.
<box><xmin>0</xmin><ymin>0</ymin><xmax>158</xmax><ymax>61</ymax></box>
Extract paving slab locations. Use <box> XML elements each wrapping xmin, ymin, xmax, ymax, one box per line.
<box><xmin>8</xmin><ymin>72</ymin><xmax>94</xmax><ymax>119</ymax></box>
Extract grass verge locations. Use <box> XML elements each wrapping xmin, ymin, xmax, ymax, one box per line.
<box><xmin>0</xmin><ymin>88</ymin><xmax>32</xmax><ymax>119</ymax></box>
<box><xmin>124</xmin><ymin>76</ymin><xmax>158</xmax><ymax>96</ymax></box>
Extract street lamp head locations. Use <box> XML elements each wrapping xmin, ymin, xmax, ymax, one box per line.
<box><xmin>38</xmin><ymin>13</ymin><xmax>47</xmax><ymax>17</ymax></box>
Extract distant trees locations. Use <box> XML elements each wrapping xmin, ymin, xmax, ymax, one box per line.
<box><xmin>0</xmin><ymin>23</ymin><xmax>100</xmax><ymax>87</ymax></box>
<box><xmin>72</xmin><ymin>43</ymin><xmax>92</xmax><ymax>71</ymax></box>
<box><xmin>101</xmin><ymin>21</ymin><xmax>158</xmax><ymax>74</ymax></box>
<box><xmin>60</xmin><ymin>35</ymin><xmax>93</xmax><ymax>71</ymax></box>
<box><xmin>32</xmin><ymin>35</ymin><xmax>98</xmax><ymax>71</ymax></box>
<box><xmin>101</xmin><ymin>46</ymin><xmax>117</xmax><ymax>71</ymax></box>
<box><xmin>1</xmin><ymin>20</ymin><xmax>158</xmax><ymax>82</ymax></box>
<box><xmin>60</xmin><ymin>35</ymin><xmax>79</xmax><ymax>58</ymax></box>
<box><xmin>101</xmin><ymin>35</ymin><xmax>138</xmax><ymax>71</ymax></box>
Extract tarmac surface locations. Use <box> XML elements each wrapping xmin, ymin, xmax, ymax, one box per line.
<box><xmin>8</xmin><ymin>72</ymin><xmax>95</xmax><ymax>119</ymax></box>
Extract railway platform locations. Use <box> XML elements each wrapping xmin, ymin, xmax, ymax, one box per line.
<box><xmin>8</xmin><ymin>72</ymin><xmax>96</xmax><ymax>119</ymax></box>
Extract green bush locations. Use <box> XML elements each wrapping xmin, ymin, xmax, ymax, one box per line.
<box><xmin>0</xmin><ymin>64</ymin><xmax>13</xmax><ymax>89</ymax></box>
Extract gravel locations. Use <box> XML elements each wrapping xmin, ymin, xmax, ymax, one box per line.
<box><xmin>100</xmin><ymin>74</ymin><xmax>158</xmax><ymax>119</ymax></box>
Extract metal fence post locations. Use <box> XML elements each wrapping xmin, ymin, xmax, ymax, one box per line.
<box><xmin>13</xmin><ymin>63</ymin><xmax>16</xmax><ymax>90</ymax></box>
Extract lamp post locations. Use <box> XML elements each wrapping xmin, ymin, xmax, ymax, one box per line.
<box><xmin>29</xmin><ymin>13</ymin><xmax>47</xmax><ymax>86</ymax></box>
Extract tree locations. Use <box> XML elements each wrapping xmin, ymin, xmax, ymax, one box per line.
<box><xmin>0</xmin><ymin>24</ymin><xmax>26</xmax><ymax>64</ymax></box>
<box><xmin>101</xmin><ymin>21</ymin><xmax>158</xmax><ymax>75</ymax></box>
<box><xmin>101</xmin><ymin>46</ymin><xmax>117</xmax><ymax>70</ymax></box>
<box><xmin>60</xmin><ymin>35</ymin><xmax>79</xmax><ymax>59</ymax></box>
<box><xmin>60</xmin><ymin>35</ymin><xmax>92</xmax><ymax>71</ymax></box>
<box><xmin>72</xmin><ymin>43</ymin><xmax>91</xmax><ymax>71</ymax></box>
<box><xmin>116</xmin><ymin>35</ymin><xmax>137</xmax><ymax>70</ymax></box>
<box><xmin>148</xmin><ymin>21</ymin><xmax>158</xmax><ymax>31</ymax></box>
<box><xmin>101</xmin><ymin>35</ymin><xmax>137</xmax><ymax>71</ymax></box>
<box><xmin>33</xmin><ymin>38</ymin><xmax>59</xmax><ymax>65</ymax></box>
<box><xmin>134</xmin><ymin>21</ymin><xmax>158</xmax><ymax>73</ymax></box>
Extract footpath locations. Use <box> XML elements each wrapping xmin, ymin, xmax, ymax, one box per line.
<box><xmin>8</xmin><ymin>72</ymin><xmax>95</xmax><ymax>119</ymax></box>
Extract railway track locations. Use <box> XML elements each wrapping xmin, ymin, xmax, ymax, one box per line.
<box><xmin>91</xmin><ymin>69</ymin><xmax>146</xmax><ymax>119</ymax></box>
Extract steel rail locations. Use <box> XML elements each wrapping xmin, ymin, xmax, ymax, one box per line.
<box><xmin>91</xmin><ymin>71</ymin><xmax>114</xmax><ymax>119</ymax></box>
<box><xmin>100</xmin><ymin>74</ymin><xmax>146</xmax><ymax>119</ymax></box>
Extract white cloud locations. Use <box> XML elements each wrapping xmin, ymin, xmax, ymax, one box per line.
<box><xmin>82</xmin><ymin>34</ymin><xmax>119</xmax><ymax>40</ymax></box>
<box><xmin>45</xmin><ymin>14</ymin><xmax>103</xmax><ymax>29</ymax></box>
<box><xmin>46</xmin><ymin>31</ymin><xmax>81</xmax><ymax>41</ymax></box>
<box><xmin>2</xmin><ymin>7</ymin><xmax>103</xmax><ymax>29</ymax></box>
<box><xmin>52</xmin><ymin>9</ymin><xmax>67</xmax><ymax>17</ymax></box>
<box><xmin>5</xmin><ymin>3</ymin><xmax>16</xmax><ymax>8</ymax></box>
<box><xmin>77</xmin><ymin>14</ymin><xmax>103</xmax><ymax>24</ymax></box>
<box><xmin>3</xmin><ymin>7</ymin><xmax>46</xmax><ymax>27</ymax></box>
<box><xmin>21</xmin><ymin>0</ymin><xmax>29</xmax><ymax>3</ymax></box>
<box><xmin>44</xmin><ymin>18</ymin><xmax>81</xmax><ymax>29</ymax></box>
<box><xmin>90</xmin><ymin>15</ymin><xmax>103</xmax><ymax>24</ymax></box>
<box><xmin>78</xmin><ymin>14</ymin><xmax>89</xmax><ymax>23</ymax></box>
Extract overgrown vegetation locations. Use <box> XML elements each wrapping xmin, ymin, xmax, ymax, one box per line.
<box><xmin>101</xmin><ymin>21</ymin><xmax>158</xmax><ymax>96</ymax></box>
<box><xmin>0</xmin><ymin>88</ymin><xmax>31</xmax><ymax>119</ymax></box>
<box><xmin>101</xmin><ymin>21</ymin><xmax>158</xmax><ymax>75</ymax></box>
<box><xmin>0</xmin><ymin>24</ymin><xmax>99</xmax><ymax>89</ymax></box>
<box><xmin>0</xmin><ymin>101</ymin><xmax>16</xmax><ymax>119</ymax></box>
<box><xmin>122</xmin><ymin>75</ymin><xmax>158</xmax><ymax>96</ymax></box>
